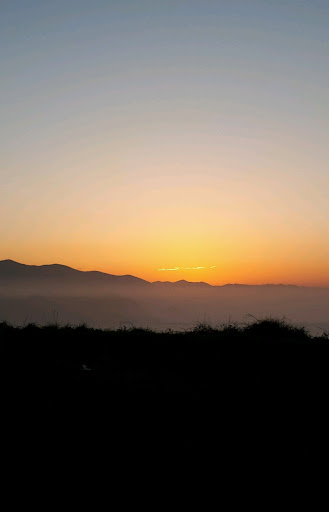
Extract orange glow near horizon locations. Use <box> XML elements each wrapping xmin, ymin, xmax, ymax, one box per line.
<box><xmin>2</xmin><ymin>237</ymin><xmax>329</xmax><ymax>287</ymax></box>
<box><xmin>2</xmin><ymin>162</ymin><xmax>329</xmax><ymax>287</ymax></box>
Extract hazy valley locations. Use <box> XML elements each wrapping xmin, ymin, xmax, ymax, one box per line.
<box><xmin>1</xmin><ymin>260</ymin><xmax>328</xmax><ymax>335</ymax></box>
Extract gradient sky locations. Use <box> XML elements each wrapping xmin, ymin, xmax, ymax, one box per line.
<box><xmin>1</xmin><ymin>0</ymin><xmax>328</xmax><ymax>285</ymax></box>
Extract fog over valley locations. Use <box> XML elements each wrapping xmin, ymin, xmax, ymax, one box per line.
<box><xmin>1</xmin><ymin>260</ymin><xmax>328</xmax><ymax>335</ymax></box>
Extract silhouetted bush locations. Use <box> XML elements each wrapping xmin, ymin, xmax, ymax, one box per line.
<box><xmin>0</xmin><ymin>317</ymin><xmax>328</xmax><ymax>418</ymax></box>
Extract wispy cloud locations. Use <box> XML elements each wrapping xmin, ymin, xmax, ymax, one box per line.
<box><xmin>157</xmin><ymin>267</ymin><xmax>181</xmax><ymax>271</ymax></box>
<box><xmin>157</xmin><ymin>266</ymin><xmax>216</xmax><ymax>271</ymax></box>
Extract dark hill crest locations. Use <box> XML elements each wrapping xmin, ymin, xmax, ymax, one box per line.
<box><xmin>0</xmin><ymin>260</ymin><xmax>150</xmax><ymax>287</ymax></box>
<box><xmin>0</xmin><ymin>260</ymin><xmax>315</xmax><ymax>289</ymax></box>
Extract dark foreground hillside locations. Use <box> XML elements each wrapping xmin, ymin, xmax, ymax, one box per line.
<box><xmin>1</xmin><ymin>318</ymin><xmax>328</xmax><ymax>410</ymax></box>
<box><xmin>2</xmin><ymin>318</ymin><xmax>329</xmax><ymax>459</ymax></box>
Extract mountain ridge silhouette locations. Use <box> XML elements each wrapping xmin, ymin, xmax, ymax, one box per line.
<box><xmin>0</xmin><ymin>259</ymin><xmax>311</xmax><ymax>289</ymax></box>
<box><xmin>0</xmin><ymin>259</ymin><xmax>150</xmax><ymax>287</ymax></box>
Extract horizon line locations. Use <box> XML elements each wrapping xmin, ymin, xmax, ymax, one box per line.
<box><xmin>1</xmin><ymin>259</ymin><xmax>328</xmax><ymax>289</ymax></box>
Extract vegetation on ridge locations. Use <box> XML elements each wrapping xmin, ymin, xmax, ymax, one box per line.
<box><xmin>1</xmin><ymin>318</ymin><xmax>328</xmax><ymax>412</ymax></box>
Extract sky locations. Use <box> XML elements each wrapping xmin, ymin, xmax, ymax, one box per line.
<box><xmin>1</xmin><ymin>0</ymin><xmax>328</xmax><ymax>285</ymax></box>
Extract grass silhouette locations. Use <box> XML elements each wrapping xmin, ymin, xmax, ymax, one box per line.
<box><xmin>1</xmin><ymin>315</ymin><xmax>328</xmax><ymax>461</ymax></box>
<box><xmin>0</xmin><ymin>316</ymin><xmax>327</xmax><ymax>372</ymax></box>
<box><xmin>1</xmin><ymin>317</ymin><xmax>328</xmax><ymax>419</ymax></box>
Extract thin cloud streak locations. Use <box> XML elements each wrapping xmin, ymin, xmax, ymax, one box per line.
<box><xmin>157</xmin><ymin>266</ymin><xmax>216</xmax><ymax>271</ymax></box>
<box><xmin>157</xmin><ymin>267</ymin><xmax>181</xmax><ymax>271</ymax></box>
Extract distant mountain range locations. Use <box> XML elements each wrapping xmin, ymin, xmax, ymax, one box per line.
<box><xmin>0</xmin><ymin>259</ymin><xmax>149</xmax><ymax>286</ymax></box>
<box><xmin>0</xmin><ymin>259</ymin><xmax>303</xmax><ymax>290</ymax></box>
<box><xmin>1</xmin><ymin>260</ymin><xmax>328</xmax><ymax>332</ymax></box>
<box><xmin>0</xmin><ymin>260</ymin><xmax>211</xmax><ymax>289</ymax></box>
